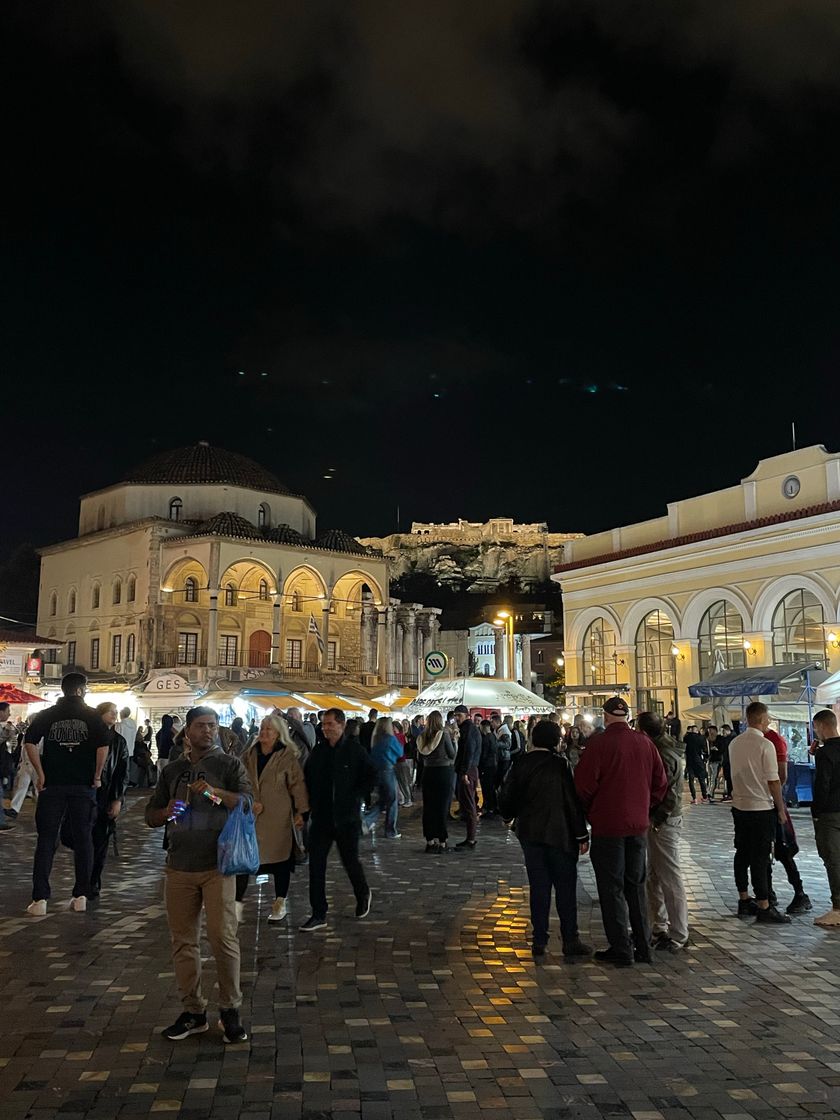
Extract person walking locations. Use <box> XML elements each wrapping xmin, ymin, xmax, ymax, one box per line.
<box><xmin>811</xmin><ymin>709</ymin><xmax>840</xmax><ymax>927</ymax></box>
<box><xmin>6</xmin><ymin>699</ymin><xmax>40</xmax><ymax>820</ymax></box>
<box><xmin>299</xmin><ymin>708</ymin><xmax>374</xmax><ymax>931</ymax></box>
<box><xmin>362</xmin><ymin>717</ymin><xmax>403</xmax><ymax>839</ymax></box>
<box><xmin>452</xmin><ymin>705</ymin><xmax>482</xmax><ymax>850</ymax></box>
<box><xmin>764</xmin><ymin>725</ymin><xmax>811</xmax><ymax>915</ymax></box>
<box><xmin>145</xmin><ymin>706</ymin><xmax>251</xmax><ymax>1043</ymax></box>
<box><xmin>729</xmin><ymin>702</ymin><xmax>791</xmax><ymax>925</ymax></box>
<box><xmin>706</xmin><ymin>726</ymin><xmax>723</xmax><ymax>799</ymax></box>
<box><xmin>417</xmin><ymin>710</ymin><xmax>457</xmax><ymax>852</ymax></box>
<box><xmin>637</xmin><ymin>711</ymin><xmax>690</xmax><ymax>953</ymax></box>
<box><xmin>235</xmin><ymin>714</ymin><xmax>308</xmax><ymax>925</ymax></box>
<box><xmin>498</xmin><ymin>719</ymin><xmax>591</xmax><ymax>959</ymax></box>
<box><xmin>574</xmin><ymin>697</ymin><xmax>668</xmax><ymax>967</ymax></box>
<box><xmin>478</xmin><ymin>719</ymin><xmax>499</xmax><ymax>817</ymax></box>
<box><xmin>683</xmin><ymin>725</ymin><xmax>710</xmax><ymax>803</ymax></box>
<box><xmin>23</xmin><ymin>673</ymin><xmax>109</xmax><ymax>914</ymax></box>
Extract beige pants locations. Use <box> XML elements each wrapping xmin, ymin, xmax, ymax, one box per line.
<box><xmin>164</xmin><ymin>867</ymin><xmax>241</xmax><ymax>1013</ymax></box>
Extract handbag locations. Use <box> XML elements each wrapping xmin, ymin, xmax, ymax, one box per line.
<box><xmin>217</xmin><ymin>796</ymin><xmax>260</xmax><ymax>875</ymax></box>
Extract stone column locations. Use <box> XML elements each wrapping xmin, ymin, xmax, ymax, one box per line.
<box><xmin>270</xmin><ymin>596</ymin><xmax>282</xmax><ymax>668</ymax></box>
<box><xmin>376</xmin><ymin>606</ymin><xmax>391</xmax><ymax>683</ymax></box>
<box><xmin>360</xmin><ymin>607</ymin><xmax>369</xmax><ymax>672</ymax></box>
<box><xmin>321</xmin><ymin>598</ymin><xmax>332</xmax><ymax>669</ymax></box>
<box><xmin>206</xmin><ymin>541</ymin><xmax>221</xmax><ymax>669</ymax></box>
<box><xmin>402</xmin><ymin>607</ymin><xmax>417</xmax><ymax>682</ymax></box>
<box><xmin>494</xmin><ymin>627</ymin><xmax>505</xmax><ymax>679</ymax></box>
<box><xmin>521</xmin><ymin>635</ymin><xmax>532</xmax><ymax>690</ymax></box>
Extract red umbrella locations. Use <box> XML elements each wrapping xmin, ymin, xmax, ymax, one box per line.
<box><xmin>0</xmin><ymin>683</ymin><xmax>43</xmax><ymax>704</ymax></box>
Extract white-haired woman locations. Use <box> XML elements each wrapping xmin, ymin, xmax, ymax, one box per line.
<box><xmin>236</xmin><ymin>714</ymin><xmax>309</xmax><ymax>923</ymax></box>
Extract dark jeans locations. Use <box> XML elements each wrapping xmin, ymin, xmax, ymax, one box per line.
<box><xmin>520</xmin><ymin>840</ymin><xmax>579</xmax><ymax>947</ymax></box>
<box><xmin>480</xmin><ymin>766</ymin><xmax>498</xmax><ymax>813</ymax></box>
<box><xmin>732</xmin><ymin>807</ymin><xmax>776</xmax><ymax>902</ymax></box>
<box><xmin>308</xmin><ymin>823</ymin><xmax>369</xmax><ymax>919</ymax></box>
<box><xmin>722</xmin><ymin>759</ymin><xmax>733</xmax><ymax>796</ymax></box>
<box><xmin>422</xmin><ymin>765</ymin><xmax>452</xmax><ymax>842</ymax></box>
<box><xmin>687</xmin><ymin>764</ymin><xmax>708</xmax><ymax>800</ymax></box>
<box><xmin>236</xmin><ymin>857</ymin><xmax>293</xmax><ymax>901</ymax></box>
<box><xmin>362</xmin><ymin>767</ymin><xmax>398</xmax><ymax>836</ymax></box>
<box><xmin>33</xmin><ymin>785</ymin><xmax>97</xmax><ymax>901</ymax></box>
<box><xmin>590</xmin><ymin>834</ymin><xmax>649</xmax><ymax>961</ymax></box>
<box><xmin>458</xmin><ymin>768</ymin><xmax>479</xmax><ymax>842</ymax></box>
<box><xmin>90</xmin><ymin>812</ymin><xmax>114</xmax><ymax>896</ymax></box>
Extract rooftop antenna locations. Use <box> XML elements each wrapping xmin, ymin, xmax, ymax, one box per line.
<box><xmin>791</xmin><ymin>421</ymin><xmax>797</xmax><ymax>452</ymax></box>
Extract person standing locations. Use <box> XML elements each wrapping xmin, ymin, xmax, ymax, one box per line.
<box><xmin>718</xmin><ymin>724</ymin><xmax>735</xmax><ymax>801</ymax></box>
<box><xmin>452</xmin><ymin>705</ymin><xmax>482</xmax><ymax>850</ymax></box>
<box><xmin>23</xmin><ymin>673</ymin><xmax>109</xmax><ymax>913</ymax></box>
<box><xmin>683</xmin><ymin>725</ymin><xmax>710</xmax><ymax>804</ymax></box>
<box><xmin>88</xmin><ymin>702</ymin><xmax>130</xmax><ymax>899</ymax></box>
<box><xmin>637</xmin><ymin>711</ymin><xmax>689</xmax><ymax>953</ymax></box>
<box><xmin>299</xmin><ymin>708</ymin><xmax>374</xmax><ymax>931</ymax></box>
<box><xmin>362</xmin><ymin>717</ymin><xmax>403</xmax><ymax>839</ymax></box>
<box><xmin>763</xmin><ymin>725</ymin><xmax>811</xmax><ymax>915</ymax></box>
<box><xmin>729</xmin><ymin>702</ymin><xmax>791</xmax><ymax>925</ymax></box>
<box><xmin>810</xmin><ymin>709</ymin><xmax>840</xmax><ymax>927</ymax></box>
<box><xmin>145</xmin><ymin>706</ymin><xmax>251</xmax><ymax>1043</ymax></box>
<box><xmin>478</xmin><ymin>719</ymin><xmax>500</xmax><ymax>817</ymax></box>
<box><xmin>706</xmin><ymin>726</ymin><xmax>722</xmax><ymax>799</ymax></box>
<box><xmin>0</xmin><ymin>702</ymin><xmax>15</xmax><ymax>831</ymax></box>
<box><xmin>394</xmin><ymin>720</ymin><xmax>414</xmax><ymax>808</ymax></box>
<box><xmin>498</xmin><ymin>719</ymin><xmax>591</xmax><ymax>959</ymax></box>
<box><xmin>417</xmin><ymin>710</ymin><xmax>457</xmax><ymax>852</ymax></box>
<box><xmin>665</xmin><ymin>711</ymin><xmax>682</xmax><ymax>741</ymax></box>
<box><xmin>236</xmin><ymin>714</ymin><xmax>308</xmax><ymax>924</ymax></box>
<box><xmin>117</xmin><ymin>707</ymin><xmax>137</xmax><ymax>757</ymax></box>
<box><xmin>359</xmin><ymin>709</ymin><xmax>378</xmax><ymax>751</ymax></box>
<box><xmin>156</xmin><ymin>714</ymin><xmax>175</xmax><ymax>763</ymax></box>
<box><xmin>574</xmin><ymin>697</ymin><xmax>668</xmax><ymax>967</ymax></box>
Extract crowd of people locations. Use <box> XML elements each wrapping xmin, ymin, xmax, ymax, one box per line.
<box><xmin>4</xmin><ymin>675</ymin><xmax>840</xmax><ymax>1047</ymax></box>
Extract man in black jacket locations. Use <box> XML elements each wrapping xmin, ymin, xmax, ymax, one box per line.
<box><xmin>683</xmin><ymin>726</ymin><xmax>710</xmax><ymax>803</ymax></box>
<box><xmin>300</xmin><ymin>708</ymin><xmax>375</xmax><ymax>931</ymax></box>
<box><xmin>813</xmin><ymin>709</ymin><xmax>840</xmax><ymax>928</ymax></box>
<box><xmin>89</xmin><ymin>701</ymin><xmax>130</xmax><ymax>898</ymax></box>
<box><xmin>453</xmin><ymin>705</ymin><xmax>482</xmax><ymax>850</ymax></box>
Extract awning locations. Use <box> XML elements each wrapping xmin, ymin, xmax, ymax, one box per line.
<box><xmin>404</xmin><ymin>676</ymin><xmax>555</xmax><ymax>717</ymax></box>
<box><xmin>684</xmin><ymin>700</ymin><xmax>814</xmax><ymax>724</ymax></box>
<box><xmin>561</xmin><ymin>684</ymin><xmax>631</xmax><ymax>695</ymax></box>
<box><xmin>816</xmin><ymin>668</ymin><xmax>840</xmax><ymax>704</ymax></box>
<box><xmin>689</xmin><ymin>663</ymin><xmax>820</xmax><ymax>698</ymax></box>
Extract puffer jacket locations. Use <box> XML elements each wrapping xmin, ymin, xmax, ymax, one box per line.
<box><xmin>649</xmin><ymin>732</ymin><xmax>685</xmax><ymax>827</ymax></box>
<box><xmin>498</xmin><ymin>749</ymin><xmax>588</xmax><ymax>852</ymax></box>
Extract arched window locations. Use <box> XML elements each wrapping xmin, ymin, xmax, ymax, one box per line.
<box><xmin>582</xmin><ymin>617</ymin><xmax>618</xmax><ymax>686</ymax></box>
<box><xmin>224</xmin><ymin>583</ymin><xmax>237</xmax><ymax>607</ymax></box>
<box><xmin>258</xmin><ymin>502</ymin><xmax>271</xmax><ymax>529</ymax></box>
<box><xmin>772</xmin><ymin>589</ymin><xmax>827</xmax><ymax>666</ymax></box>
<box><xmin>291</xmin><ymin>590</ymin><xmax>302</xmax><ymax>612</ymax></box>
<box><xmin>635</xmin><ymin>610</ymin><xmax>677</xmax><ymax>713</ymax></box>
<box><xmin>127</xmin><ymin>575</ymin><xmax>136</xmax><ymax>603</ymax></box>
<box><xmin>184</xmin><ymin>577</ymin><xmax>198</xmax><ymax>603</ymax></box>
<box><xmin>698</xmin><ymin>600</ymin><xmax>745</xmax><ymax>678</ymax></box>
<box><xmin>126</xmin><ymin>633</ymin><xmax>136</xmax><ymax>663</ymax></box>
<box><xmin>68</xmin><ymin>590</ymin><xmax>77</xmax><ymax>615</ymax></box>
<box><xmin>91</xmin><ymin>584</ymin><xmax>100</xmax><ymax>610</ymax></box>
<box><xmin>258</xmin><ymin>579</ymin><xmax>269</xmax><ymax>601</ymax></box>
<box><xmin>49</xmin><ymin>592</ymin><xmax>57</xmax><ymax>617</ymax></box>
<box><xmin>113</xmin><ymin>578</ymin><xmax>122</xmax><ymax>605</ymax></box>
<box><xmin>169</xmin><ymin>497</ymin><xmax>183</xmax><ymax>521</ymax></box>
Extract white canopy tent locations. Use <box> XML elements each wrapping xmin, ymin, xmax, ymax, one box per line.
<box><xmin>403</xmin><ymin>676</ymin><xmax>555</xmax><ymax>718</ymax></box>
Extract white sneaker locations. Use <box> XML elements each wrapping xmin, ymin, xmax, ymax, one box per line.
<box><xmin>268</xmin><ymin>898</ymin><xmax>287</xmax><ymax>923</ymax></box>
<box><xmin>235</xmin><ymin>901</ymin><xmax>244</xmax><ymax>924</ymax></box>
<box><xmin>26</xmin><ymin>900</ymin><xmax>47</xmax><ymax>917</ymax></box>
<box><xmin>69</xmin><ymin>896</ymin><xmax>86</xmax><ymax>913</ymax></box>
<box><xmin>814</xmin><ymin>908</ymin><xmax>840</xmax><ymax>927</ymax></box>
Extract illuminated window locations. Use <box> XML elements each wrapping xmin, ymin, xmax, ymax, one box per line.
<box><xmin>111</xmin><ymin>634</ymin><xmax>122</xmax><ymax>666</ymax></box>
<box><xmin>126</xmin><ymin>633</ymin><xmax>136</xmax><ymax>663</ymax></box>
<box><xmin>583</xmin><ymin>617</ymin><xmax>618</xmax><ymax>686</ymax></box>
<box><xmin>219</xmin><ymin>635</ymin><xmax>239</xmax><ymax>666</ymax></box>
<box><xmin>224</xmin><ymin>584</ymin><xmax>237</xmax><ymax>607</ymax></box>
<box><xmin>184</xmin><ymin>577</ymin><xmax>198</xmax><ymax>603</ymax></box>
<box><xmin>698</xmin><ymin>601</ymin><xmax>745</xmax><ymax>678</ymax></box>
<box><xmin>90</xmin><ymin>637</ymin><xmax>100</xmax><ymax>670</ymax></box>
<box><xmin>285</xmin><ymin>638</ymin><xmax>303</xmax><ymax>668</ymax></box>
<box><xmin>327</xmin><ymin>641</ymin><xmax>337</xmax><ymax>670</ymax></box>
<box><xmin>635</xmin><ymin>610</ymin><xmax>676</xmax><ymax>689</ymax></box>
<box><xmin>67</xmin><ymin>640</ymin><xmax>77</xmax><ymax>665</ymax></box>
<box><xmin>772</xmin><ymin>589</ymin><xmax>827</xmax><ymax>666</ymax></box>
<box><xmin>258</xmin><ymin>579</ymin><xmax>269</xmax><ymax>601</ymax></box>
<box><xmin>178</xmin><ymin>632</ymin><xmax>198</xmax><ymax>665</ymax></box>
<box><xmin>169</xmin><ymin>497</ymin><xmax>183</xmax><ymax>521</ymax></box>
<box><xmin>291</xmin><ymin>590</ymin><xmax>302</xmax><ymax>612</ymax></box>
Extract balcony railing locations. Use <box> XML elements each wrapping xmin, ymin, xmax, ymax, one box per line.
<box><xmin>152</xmin><ymin>649</ymin><xmax>369</xmax><ymax>681</ymax></box>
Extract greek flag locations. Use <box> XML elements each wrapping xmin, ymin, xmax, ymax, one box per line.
<box><xmin>308</xmin><ymin>612</ymin><xmax>325</xmax><ymax>654</ymax></box>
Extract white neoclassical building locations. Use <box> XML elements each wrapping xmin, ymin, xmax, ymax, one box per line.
<box><xmin>36</xmin><ymin>443</ymin><xmax>440</xmax><ymax>700</ymax></box>
<box><xmin>554</xmin><ymin>446</ymin><xmax>840</xmax><ymax>734</ymax></box>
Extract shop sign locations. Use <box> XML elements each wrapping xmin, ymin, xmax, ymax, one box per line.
<box><xmin>146</xmin><ymin>672</ymin><xmax>192</xmax><ymax>693</ymax></box>
<box><xmin>0</xmin><ymin>651</ymin><xmax>24</xmax><ymax>677</ymax></box>
<box><xmin>424</xmin><ymin>650</ymin><xmax>448</xmax><ymax>676</ymax></box>
<box><xmin>26</xmin><ymin>657</ymin><xmax>43</xmax><ymax>675</ymax></box>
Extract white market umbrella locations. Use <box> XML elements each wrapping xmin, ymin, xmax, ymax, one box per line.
<box><xmin>403</xmin><ymin>676</ymin><xmax>555</xmax><ymax>718</ymax></box>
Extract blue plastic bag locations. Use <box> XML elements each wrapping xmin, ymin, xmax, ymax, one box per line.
<box><xmin>217</xmin><ymin>797</ymin><xmax>260</xmax><ymax>876</ymax></box>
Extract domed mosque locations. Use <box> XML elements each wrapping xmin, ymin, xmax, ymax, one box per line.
<box><xmin>36</xmin><ymin>443</ymin><xmax>441</xmax><ymax>713</ymax></box>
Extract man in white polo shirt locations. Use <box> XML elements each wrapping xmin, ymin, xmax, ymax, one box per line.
<box><xmin>729</xmin><ymin>701</ymin><xmax>790</xmax><ymax>925</ymax></box>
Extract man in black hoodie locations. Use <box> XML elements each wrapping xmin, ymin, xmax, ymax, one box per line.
<box><xmin>812</xmin><ymin>709</ymin><xmax>840</xmax><ymax>928</ymax></box>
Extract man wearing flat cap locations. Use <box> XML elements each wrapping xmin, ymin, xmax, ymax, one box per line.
<box><xmin>574</xmin><ymin>697</ymin><xmax>668</xmax><ymax>967</ymax></box>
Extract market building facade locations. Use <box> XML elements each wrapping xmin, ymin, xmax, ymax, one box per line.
<box><xmin>554</xmin><ymin>446</ymin><xmax>840</xmax><ymax>750</ymax></box>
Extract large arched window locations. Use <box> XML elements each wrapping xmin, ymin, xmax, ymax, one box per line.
<box><xmin>169</xmin><ymin>497</ymin><xmax>183</xmax><ymax>521</ymax></box>
<box><xmin>258</xmin><ymin>502</ymin><xmax>271</xmax><ymax>529</ymax></box>
<box><xmin>68</xmin><ymin>589</ymin><xmax>77</xmax><ymax>615</ymax></box>
<box><xmin>258</xmin><ymin>578</ymin><xmax>270</xmax><ymax>601</ymax></box>
<box><xmin>224</xmin><ymin>583</ymin><xmax>237</xmax><ymax>607</ymax></box>
<box><xmin>184</xmin><ymin>577</ymin><xmax>198</xmax><ymax>603</ymax></box>
<box><xmin>772</xmin><ymin>589</ymin><xmax>827</xmax><ymax>666</ymax></box>
<box><xmin>91</xmin><ymin>584</ymin><xmax>101</xmax><ymax>610</ymax></box>
<box><xmin>49</xmin><ymin>592</ymin><xmax>57</xmax><ymax>617</ymax></box>
<box><xmin>698</xmin><ymin>600</ymin><xmax>745</xmax><ymax>679</ymax></box>
<box><xmin>635</xmin><ymin>610</ymin><xmax>676</xmax><ymax>690</ymax></box>
<box><xmin>113</xmin><ymin>578</ymin><xmax>122</xmax><ymax>605</ymax></box>
<box><xmin>582</xmin><ymin>617</ymin><xmax>618</xmax><ymax>686</ymax></box>
<box><xmin>126</xmin><ymin>633</ymin><xmax>136</xmax><ymax>663</ymax></box>
<box><xmin>127</xmin><ymin>575</ymin><xmax>136</xmax><ymax>603</ymax></box>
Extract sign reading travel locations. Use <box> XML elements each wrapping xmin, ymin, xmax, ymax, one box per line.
<box><xmin>424</xmin><ymin>650</ymin><xmax>448</xmax><ymax>676</ymax></box>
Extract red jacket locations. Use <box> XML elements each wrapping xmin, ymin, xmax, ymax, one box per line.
<box><xmin>574</xmin><ymin>722</ymin><xmax>669</xmax><ymax>837</ymax></box>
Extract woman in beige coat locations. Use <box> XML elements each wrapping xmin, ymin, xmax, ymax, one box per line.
<box><xmin>235</xmin><ymin>714</ymin><xmax>309</xmax><ymax>923</ymax></box>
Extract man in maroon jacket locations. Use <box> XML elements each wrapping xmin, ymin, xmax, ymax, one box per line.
<box><xmin>574</xmin><ymin>697</ymin><xmax>669</xmax><ymax>967</ymax></box>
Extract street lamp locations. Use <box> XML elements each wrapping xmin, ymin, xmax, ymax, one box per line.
<box><xmin>492</xmin><ymin>610</ymin><xmax>515</xmax><ymax>681</ymax></box>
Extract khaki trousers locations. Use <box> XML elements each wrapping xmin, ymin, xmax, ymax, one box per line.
<box><xmin>646</xmin><ymin>817</ymin><xmax>689</xmax><ymax>947</ymax></box>
<box><xmin>164</xmin><ymin>867</ymin><xmax>242</xmax><ymax>1013</ymax></box>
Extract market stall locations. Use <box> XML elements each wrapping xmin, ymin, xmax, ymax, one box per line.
<box><xmin>403</xmin><ymin>676</ymin><xmax>554</xmax><ymax>719</ymax></box>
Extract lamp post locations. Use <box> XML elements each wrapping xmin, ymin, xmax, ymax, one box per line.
<box><xmin>493</xmin><ymin>611</ymin><xmax>515</xmax><ymax>681</ymax></box>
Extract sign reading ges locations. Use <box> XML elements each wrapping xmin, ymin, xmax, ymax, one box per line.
<box><xmin>424</xmin><ymin>650</ymin><xmax>448</xmax><ymax>677</ymax></box>
<box><xmin>146</xmin><ymin>672</ymin><xmax>192</xmax><ymax>693</ymax></box>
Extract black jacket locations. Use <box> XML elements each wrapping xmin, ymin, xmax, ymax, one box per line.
<box><xmin>455</xmin><ymin>719</ymin><xmax>482</xmax><ymax>774</ymax></box>
<box><xmin>101</xmin><ymin>729</ymin><xmax>130</xmax><ymax>806</ymax></box>
<box><xmin>498</xmin><ymin>749</ymin><xmax>588</xmax><ymax>852</ymax></box>
<box><xmin>813</xmin><ymin>737</ymin><xmax>840</xmax><ymax>817</ymax></box>
<box><xmin>683</xmin><ymin>732</ymin><xmax>707</xmax><ymax>770</ymax></box>
<box><xmin>305</xmin><ymin>734</ymin><xmax>376</xmax><ymax>829</ymax></box>
<box><xmin>479</xmin><ymin>732</ymin><xmax>499</xmax><ymax>770</ymax></box>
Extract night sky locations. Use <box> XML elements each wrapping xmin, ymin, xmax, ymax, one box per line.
<box><xmin>5</xmin><ymin>2</ymin><xmax>838</xmax><ymax>550</ymax></box>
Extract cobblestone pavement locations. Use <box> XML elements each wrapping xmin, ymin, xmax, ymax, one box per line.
<box><xmin>3</xmin><ymin>790</ymin><xmax>840</xmax><ymax>1120</ymax></box>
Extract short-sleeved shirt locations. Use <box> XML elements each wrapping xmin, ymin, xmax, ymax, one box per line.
<box><xmin>764</xmin><ymin>728</ymin><xmax>788</xmax><ymax>768</ymax></box>
<box><xmin>730</xmin><ymin>727</ymin><xmax>779</xmax><ymax>811</ymax></box>
<box><xmin>25</xmin><ymin>697</ymin><xmax>109</xmax><ymax>787</ymax></box>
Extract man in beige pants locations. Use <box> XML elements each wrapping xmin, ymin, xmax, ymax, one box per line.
<box><xmin>146</xmin><ymin>706</ymin><xmax>251</xmax><ymax>1043</ymax></box>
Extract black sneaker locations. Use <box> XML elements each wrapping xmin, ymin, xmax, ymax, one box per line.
<box><xmin>634</xmin><ymin>948</ymin><xmax>654</xmax><ymax>964</ymax></box>
<box><xmin>594</xmin><ymin>948</ymin><xmax>633</xmax><ymax>968</ymax></box>
<box><xmin>737</xmin><ymin>898</ymin><xmax>759</xmax><ymax>918</ymax></box>
<box><xmin>161</xmin><ymin>1012</ymin><xmax>209</xmax><ymax>1040</ymax></box>
<box><xmin>562</xmin><ymin>939</ymin><xmax>592</xmax><ymax>958</ymax></box>
<box><xmin>299</xmin><ymin>915</ymin><xmax>328</xmax><ymax>932</ymax></box>
<box><xmin>756</xmin><ymin>906</ymin><xmax>792</xmax><ymax>925</ymax></box>
<box><xmin>355</xmin><ymin>890</ymin><xmax>372</xmax><ymax>919</ymax></box>
<box><xmin>786</xmin><ymin>892</ymin><xmax>813</xmax><ymax>915</ymax></box>
<box><xmin>219</xmin><ymin>1008</ymin><xmax>248</xmax><ymax>1044</ymax></box>
<box><xmin>455</xmin><ymin>839</ymin><xmax>476</xmax><ymax>850</ymax></box>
